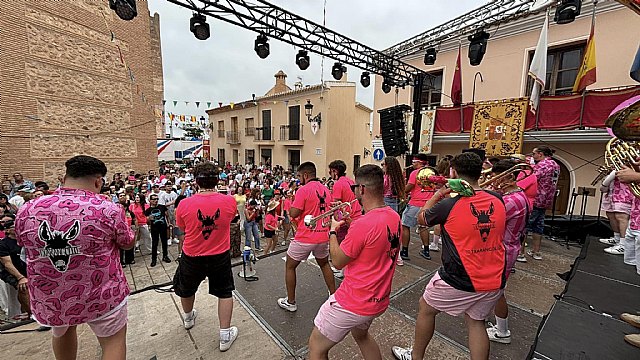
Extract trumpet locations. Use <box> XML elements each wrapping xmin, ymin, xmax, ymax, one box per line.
<box><xmin>592</xmin><ymin>137</ymin><xmax>640</xmax><ymax>197</ymax></box>
<box><xmin>479</xmin><ymin>163</ymin><xmax>534</xmax><ymax>189</ymax></box>
<box><xmin>304</xmin><ymin>199</ymin><xmax>359</xmax><ymax>228</ymax></box>
<box><xmin>415</xmin><ymin>167</ymin><xmax>447</xmax><ymax>192</ymax></box>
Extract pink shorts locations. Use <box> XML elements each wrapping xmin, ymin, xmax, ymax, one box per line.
<box><xmin>601</xmin><ymin>196</ymin><xmax>632</xmax><ymax>214</ymax></box>
<box><xmin>313</xmin><ymin>294</ymin><xmax>378</xmax><ymax>343</ymax></box>
<box><xmin>422</xmin><ymin>273</ymin><xmax>502</xmax><ymax>321</ymax></box>
<box><xmin>287</xmin><ymin>240</ymin><xmax>329</xmax><ymax>261</ymax></box>
<box><xmin>51</xmin><ymin>301</ymin><xmax>128</xmax><ymax>338</ymax></box>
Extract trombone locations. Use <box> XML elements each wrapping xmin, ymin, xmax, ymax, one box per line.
<box><xmin>304</xmin><ymin>199</ymin><xmax>359</xmax><ymax>228</ymax></box>
<box><xmin>479</xmin><ymin>163</ymin><xmax>534</xmax><ymax>189</ymax></box>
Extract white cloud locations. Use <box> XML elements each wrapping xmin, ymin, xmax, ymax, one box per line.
<box><xmin>147</xmin><ymin>0</ymin><xmax>487</xmax><ymax>137</ymax></box>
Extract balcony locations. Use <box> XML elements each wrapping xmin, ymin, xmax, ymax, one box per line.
<box><xmin>217</xmin><ymin>129</ymin><xmax>225</xmax><ymax>138</ymax></box>
<box><xmin>254</xmin><ymin>126</ymin><xmax>275</xmax><ymax>144</ymax></box>
<box><xmin>226</xmin><ymin>131</ymin><xmax>240</xmax><ymax>145</ymax></box>
<box><xmin>245</xmin><ymin>127</ymin><xmax>255</xmax><ymax>137</ymax></box>
<box><xmin>279</xmin><ymin>124</ymin><xmax>304</xmax><ymax>145</ymax></box>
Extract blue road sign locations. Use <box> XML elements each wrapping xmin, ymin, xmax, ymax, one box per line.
<box><xmin>373</xmin><ymin>148</ymin><xmax>384</xmax><ymax>161</ymax></box>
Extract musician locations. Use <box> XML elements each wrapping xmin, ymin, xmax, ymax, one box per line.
<box><xmin>523</xmin><ymin>146</ymin><xmax>559</xmax><ymax>261</ymax></box>
<box><xmin>617</xmin><ymin>166</ymin><xmax>640</xmax><ymax>276</ymax></box>
<box><xmin>172</xmin><ymin>162</ymin><xmax>239</xmax><ymax>351</ymax></box>
<box><xmin>278</xmin><ymin>162</ymin><xmax>336</xmax><ymax>312</ymax></box>
<box><xmin>308</xmin><ymin>164</ymin><xmax>401</xmax><ymax>359</ymax></box>
<box><xmin>484</xmin><ymin>160</ymin><xmax>529</xmax><ymax>344</ymax></box>
<box><xmin>509</xmin><ymin>154</ymin><xmax>537</xmax><ymax>263</ymax></box>
<box><xmin>392</xmin><ymin>152</ymin><xmax>507</xmax><ymax>360</ymax></box>
<box><xmin>400</xmin><ymin>153</ymin><xmax>435</xmax><ymax>262</ymax></box>
<box><xmin>598</xmin><ymin>169</ymin><xmax>632</xmax><ymax>255</ymax></box>
<box><xmin>328</xmin><ymin>160</ymin><xmax>362</xmax><ymax>240</ymax></box>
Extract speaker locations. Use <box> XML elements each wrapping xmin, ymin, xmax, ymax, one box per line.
<box><xmin>378</xmin><ymin>105</ymin><xmax>411</xmax><ymax>157</ymax></box>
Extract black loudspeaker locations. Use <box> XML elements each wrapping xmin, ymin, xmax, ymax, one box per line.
<box><xmin>378</xmin><ymin>105</ymin><xmax>411</xmax><ymax>157</ymax></box>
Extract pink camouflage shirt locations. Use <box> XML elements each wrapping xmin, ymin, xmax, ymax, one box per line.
<box><xmin>15</xmin><ymin>188</ymin><xmax>134</xmax><ymax>327</ymax></box>
<box><xmin>533</xmin><ymin>157</ymin><xmax>560</xmax><ymax>209</ymax></box>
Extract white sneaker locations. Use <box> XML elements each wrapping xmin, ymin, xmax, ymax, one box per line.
<box><xmin>172</xmin><ymin>238</ymin><xmax>180</xmax><ymax>244</ymax></box>
<box><xmin>429</xmin><ymin>244</ymin><xmax>439</xmax><ymax>252</ymax></box>
<box><xmin>526</xmin><ymin>250</ymin><xmax>543</xmax><ymax>260</ymax></box>
<box><xmin>334</xmin><ymin>269</ymin><xmax>344</xmax><ymax>279</ymax></box>
<box><xmin>516</xmin><ymin>254</ymin><xmax>527</xmax><ymax>263</ymax></box>
<box><xmin>396</xmin><ymin>257</ymin><xmax>404</xmax><ymax>266</ymax></box>
<box><xmin>277</xmin><ymin>297</ymin><xmax>297</xmax><ymax>312</ymax></box>
<box><xmin>219</xmin><ymin>326</ymin><xmax>238</xmax><ymax>352</ymax></box>
<box><xmin>391</xmin><ymin>346</ymin><xmax>412</xmax><ymax>360</ymax></box>
<box><xmin>604</xmin><ymin>244</ymin><xmax>625</xmax><ymax>255</ymax></box>
<box><xmin>183</xmin><ymin>310</ymin><xmax>197</xmax><ymax>330</ymax></box>
<box><xmin>281</xmin><ymin>241</ymin><xmax>286</xmax><ymax>246</ymax></box>
<box><xmin>486</xmin><ymin>323</ymin><xmax>511</xmax><ymax>344</ymax></box>
<box><xmin>167</xmin><ymin>240</ymin><xmax>172</xmax><ymax>246</ymax></box>
<box><xmin>599</xmin><ymin>237</ymin><xmax>617</xmax><ymax>245</ymax></box>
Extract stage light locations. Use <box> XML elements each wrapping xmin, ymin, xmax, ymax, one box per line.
<box><xmin>109</xmin><ymin>0</ymin><xmax>137</xmax><ymax>21</ymax></box>
<box><xmin>296</xmin><ymin>50</ymin><xmax>310</xmax><ymax>70</ymax></box>
<box><xmin>360</xmin><ymin>72</ymin><xmax>371</xmax><ymax>88</ymax></box>
<box><xmin>190</xmin><ymin>14</ymin><xmax>210</xmax><ymax>40</ymax></box>
<box><xmin>468</xmin><ymin>30</ymin><xmax>490</xmax><ymax>66</ymax></box>
<box><xmin>254</xmin><ymin>34</ymin><xmax>270</xmax><ymax>59</ymax></box>
<box><xmin>424</xmin><ymin>47</ymin><xmax>437</xmax><ymax>65</ymax></box>
<box><xmin>331</xmin><ymin>62</ymin><xmax>346</xmax><ymax>80</ymax></box>
<box><xmin>382</xmin><ymin>77</ymin><xmax>393</xmax><ymax>94</ymax></box>
<box><xmin>554</xmin><ymin>0</ymin><xmax>582</xmax><ymax>25</ymax></box>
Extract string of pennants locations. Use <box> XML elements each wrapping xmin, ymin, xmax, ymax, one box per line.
<box><xmin>165</xmin><ymin>112</ymin><xmax>209</xmax><ymax>129</ymax></box>
<box><xmin>162</xmin><ymin>98</ymin><xmax>305</xmax><ymax>109</ymax></box>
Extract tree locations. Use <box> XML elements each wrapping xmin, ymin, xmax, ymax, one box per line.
<box><xmin>182</xmin><ymin>124</ymin><xmax>204</xmax><ymax>139</ymax></box>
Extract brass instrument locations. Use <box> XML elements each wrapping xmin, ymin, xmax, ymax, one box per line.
<box><xmin>592</xmin><ymin>137</ymin><xmax>640</xmax><ymax>197</ymax></box>
<box><xmin>304</xmin><ymin>199</ymin><xmax>359</xmax><ymax>228</ymax></box>
<box><xmin>415</xmin><ymin>167</ymin><xmax>447</xmax><ymax>192</ymax></box>
<box><xmin>479</xmin><ymin>163</ymin><xmax>534</xmax><ymax>189</ymax></box>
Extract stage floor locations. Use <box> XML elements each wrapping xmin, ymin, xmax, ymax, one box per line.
<box><xmin>0</xmin><ymin>231</ymin><xmax>581</xmax><ymax>359</ymax></box>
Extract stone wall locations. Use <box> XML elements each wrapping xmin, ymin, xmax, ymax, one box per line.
<box><xmin>0</xmin><ymin>0</ymin><xmax>163</xmax><ymax>185</ymax></box>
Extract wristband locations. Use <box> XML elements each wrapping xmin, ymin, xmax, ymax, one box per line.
<box><xmin>329</xmin><ymin>230</ymin><xmax>337</xmax><ymax>237</ymax></box>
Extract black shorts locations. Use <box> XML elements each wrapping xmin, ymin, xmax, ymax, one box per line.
<box><xmin>173</xmin><ymin>251</ymin><xmax>235</xmax><ymax>298</ymax></box>
<box><xmin>264</xmin><ymin>229</ymin><xmax>276</xmax><ymax>238</ymax></box>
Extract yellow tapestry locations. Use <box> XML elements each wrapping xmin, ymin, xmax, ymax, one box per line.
<box><xmin>469</xmin><ymin>99</ymin><xmax>528</xmax><ymax>156</ymax></box>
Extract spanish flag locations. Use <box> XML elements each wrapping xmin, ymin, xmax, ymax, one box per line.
<box><xmin>573</xmin><ymin>24</ymin><xmax>596</xmax><ymax>93</ymax></box>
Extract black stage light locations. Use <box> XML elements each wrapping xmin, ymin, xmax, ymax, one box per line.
<box><xmin>254</xmin><ymin>34</ymin><xmax>270</xmax><ymax>59</ymax></box>
<box><xmin>424</xmin><ymin>47</ymin><xmax>437</xmax><ymax>65</ymax></box>
<box><xmin>382</xmin><ymin>77</ymin><xmax>393</xmax><ymax>94</ymax></box>
<box><xmin>468</xmin><ymin>30</ymin><xmax>490</xmax><ymax>66</ymax></box>
<box><xmin>295</xmin><ymin>50</ymin><xmax>310</xmax><ymax>70</ymax></box>
<box><xmin>109</xmin><ymin>0</ymin><xmax>137</xmax><ymax>21</ymax></box>
<box><xmin>190</xmin><ymin>14</ymin><xmax>210</xmax><ymax>40</ymax></box>
<box><xmin>360</xmin><ymin>72</ymin><xmax>371</xmax><ymax>88</ymax></box>
<box><xmin>554</xmin><ymin>0</ymin><xmax>582</xmax><ymax>25</ymax></box>
<box><xmin>331</xmin><ymin>62</ymin><xmax>346</xmax><ymax>80</ymax></box>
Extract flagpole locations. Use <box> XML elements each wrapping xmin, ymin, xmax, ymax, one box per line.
<box><xmin>578</xmin><ymin>0</ymin><xmax>598</xmax><ymax>129</ymax></box>
<box><xmin>458</xmin><ymin>40</ymin><xmax>464</xmax><ymax>133</ymax></box>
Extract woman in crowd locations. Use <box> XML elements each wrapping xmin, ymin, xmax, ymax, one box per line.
<box><xmin>382</xmin><ymin>156</ymin><xmax>406</xmax><ymax>213</ymax></box>
<box><xmin>130</xmin><ymin>193</ymin><xmax>152</xmax><ymax>255</ymax></box>
<box><xmin>263</xmin><ymin>201</ymin><xmax>280</xmax><ymax>256</ymax></box>
<box><xmin>244</xmin><ymin>196</ymin><xmax>262</xmax><ymax>252</ymax></box>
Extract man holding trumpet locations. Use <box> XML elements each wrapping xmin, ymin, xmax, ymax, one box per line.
<box><xmin>278</xmin><ymin>162</ymin><xmax>336</xmax><ymax>312</ymax></box>
<box><xmin>308</xmin><ymin>164</ymin><xmax>401</xmax><ymax>359</ymax></box>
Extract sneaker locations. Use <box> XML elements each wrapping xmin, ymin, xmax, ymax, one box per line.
<box><xmin>334</xmin><ymin>269</ymin><xmax>344</xmax><ymax>279</ymax></box>
<box><xmin>167</xmin><ymin>240</ymin><xmax>172</xmax><ymax>246</ymax></box>
<box><xmin>277</xmin><ymin>297</ymin><xmax>297</xmax><ymax>312</ymax></box>
<box><xmin>391</xmin><ymin>346</ymin><xmax>412</xmax><ymax>360</ymax></box>
<box><xmin>526</xmin><ymin>250</ymin><xmax>542</xmax><ymax>260</ymax></box>
<box><xmin>396</xmin><ymin>257</ymin><xmax>404</xmax><ymax>266</ymax></box>
<box><xmin>183</xmin><ymin>309</ymin><xmax>197</xmax><ymax>330</ymax></box>
<box><xmin>281</xmin><ymin>241</ymin><xmax>286</xmax><ymax>246</ymax></box>
<box><xmin>624</xmin><ymin>333</ymin><xmax>640</xmax><ymax>349</ymax></box>
<box><xmin>621</xmin><ymin>313</ymin><xmax>640</xmax><ymax>328</ymax></box>
<box><xmin>172</xmin><ymin>238</ymin><xmax>180</xmax><ymax>244</ymax></box>
<box><xmin>516</xmin><ymin>254</ymin><xmax>527</xmax><ymax>263</ymax></box>
<box><xmin>429</xmin><ymin>244</ymin><xmax>440</xmax><ymax>252</ymax></box>
<box><xmin>400</xmin><ymin>250</ymin><xmax>410</xmax><ymax>260</ymax></box>
<box><xmin>486</xmin><ymin>323</ymin><xmax>511</xmax><ymax>344</ymax></box>
<box><xmin>420</xmin><ymin>247</ymin><xmax>431</xmax><ymax>260</ymax></box>
<box><xmin>219</xmin><ymin>326</ymin><xmax>239</xmax><ymax>352</ymax></box>
<box><xmin>599</xmin><ymin>237</ymin><xmax>617</xmax><ymax>245</ymax></box>
<box><xmin>604</xmin><ymin>244</ymin><xmax>625</xmax><ymax>255</ymax></box>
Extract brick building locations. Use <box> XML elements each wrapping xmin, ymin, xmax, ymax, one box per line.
<box><xmin>0</xmin><ymin>0</ymin><xmax>164</xmax><ymax>184</ymax></box>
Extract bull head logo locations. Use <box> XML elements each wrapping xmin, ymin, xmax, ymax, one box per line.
<box><xmin>316</xmin><ymin>190</ymin><xmax>327</xmax><ymax>213</ymax></box>
<box><xmin>38</xmin><ymin>220</ymin><xmax>81</xmax><ymax>272</ymax></box>
<box><xmin>197</xmin><ymin>209</ymin><xmax>220</xmax><ymax>240</ymax></box>
<box><xmin>386</xmin><ymin>223</ymin><xmax>401</xmax><ymax>267</ymax></box>
<box><xmin>470</xmin><ymin>202</ymin><xmax>495</xmax><ymax>242</ymax></box>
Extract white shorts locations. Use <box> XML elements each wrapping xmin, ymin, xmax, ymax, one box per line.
<box><xmin>286</xmin><ymin>241</ymin><xmax>329</xmax><ymax>261</ymax></box>
<box><xmin>313</xmin><ymin>294</ymin><xmax>377</xmax><ymax>343</ymax></box>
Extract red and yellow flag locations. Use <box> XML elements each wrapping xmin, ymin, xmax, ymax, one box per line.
<box><xmin>573</xmin><ymin>24</ymin><xmax>596</xmax><ymax>93</ymax></box>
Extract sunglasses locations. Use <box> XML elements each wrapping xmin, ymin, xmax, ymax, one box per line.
<box><xmin>150</xmin><ymin>197</ymin><xmax>158</xmax><ymax>201</ymax></box>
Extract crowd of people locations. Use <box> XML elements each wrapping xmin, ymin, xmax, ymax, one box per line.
<box><xmin>2</xmin><ymin>141</ymin><xmax>640</xmax><ymax>359</ymax></box>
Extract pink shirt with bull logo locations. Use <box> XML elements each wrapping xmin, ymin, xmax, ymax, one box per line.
<box><xmin>15</xmin><ymin>188</ymin><xmax>134</xmax><ymax>326</ymax></box>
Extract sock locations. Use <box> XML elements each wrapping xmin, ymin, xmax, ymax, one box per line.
<box><xmin>432</xmin><ymin>235</ymin><xmax>440</xmax><ymax>246</ymax></box>
<box><xmin>614</xmin><ymin>232</ymin><xmax>621</xmax><ymax>243</ymax></box>
<box><xmin>401</xmin><ymin>246</ymin><xmax>408</xmax><ymax>254</ymax></box>
<box><xmin>495</xmin><ymin>315</ymin><xmax>509</xmax><ymax>336</ymax></box>
<box><xmin>220</xmin><ymin>327</ymin><xmax>231</xmax><ymax>340</ymax></box>
<box><xmin>183</xmin><ymin>310</ymin><xmax>193</xmax><ymax>319</ymax></box>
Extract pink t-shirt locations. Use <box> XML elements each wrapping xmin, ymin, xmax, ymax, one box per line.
<box><xmin>283</xmin><ymin>198</ymin><xmax>292</xmax><ymax>212</ymax></box>
<box><xmin>332</xmin><ymin>176</ymin><xmax>362</xmax><ymax>220</ymax></box>
<box><xmin>176</xmin><ymin>193</ymin><xmax>237</xmax><ymax>256</ymax></box>
<box><xmin>334</xmin><ymin>207</ymin><xmax>401</xmax><ymax>316</ymax></box>
<box><xmin>265</xmin><ymin>213</ymin><xmax>278</xmax><ymax>230</ymax></box>
<box><xmin>291</xmin><ymin>180</ymin><xmax>331</xmax><ymax>244</ymax></box>
<box><xmin>15</xmin><ymin>188</ymin><xmax>134</xmax><ymax>327</ymax></box>
<box><xmin>408</xmin><ymin>168</ymin><xmax>435</xmax><ymax>207</ymax></box>
<box><xmin>129</xmin><ymin>203</ymin><xmax>149</xmax><ymax>225</ymax></box>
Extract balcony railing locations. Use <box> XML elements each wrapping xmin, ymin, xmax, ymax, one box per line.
<box><xmin>279</xmin><ymin>124</ymin><xmax>304</xmax><ymax>141</ymax></box>
<box><xmin>254</xmin><ymin>126</ymin><xmax>274</xmax><ymax>141</ymax></box>
<box><xmin>217</xmin><ymin>129</ymin><xmax>225</xmax><ymax>138</ymax></box>
<box><xmin>245</xmin><ymin>127</ymin><xmax>255</xmax><ymax>136</ymax></box>
<box><xmin>226</xmin><ymin>131</ymin><xmax>240</xmax><ymax>144</ymax></box>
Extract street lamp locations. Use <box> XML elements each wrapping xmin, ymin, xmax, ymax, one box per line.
<box><xmin>304</xmin><ymin>100</ymin><xmax>313</xmax><ymax>120</ymax></box>
<box><xmin>472</xmin><ymin>72</ymin><xmax>484</xmax><ymax>104</ymax></box>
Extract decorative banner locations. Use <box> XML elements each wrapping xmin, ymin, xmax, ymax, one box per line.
<box><xmin>419</xmin><ymin>109</ymin><xmax>437</xmax><ymax>154</ymax></box>
<box><xmin>469</xmin><ymin>99</ymin><xmax>528</xmax><ymax>156</ymax></box>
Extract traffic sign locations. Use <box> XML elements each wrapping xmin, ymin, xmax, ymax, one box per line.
<box><xmin>373</xmin><ymin>148</ymin><xmax>384</xmax><ymax>161</ymax></box>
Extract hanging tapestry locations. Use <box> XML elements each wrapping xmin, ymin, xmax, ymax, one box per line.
<box><xmin>469</xmin><ymin>99</ymin><xmax>528</xmax><ymax>156</ymax></box>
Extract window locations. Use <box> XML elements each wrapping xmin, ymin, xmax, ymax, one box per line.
<box><xmin>217</xmin><ymin>120</ymin><xmax>225</xmax><ymax>138</ymax></box>
<box><xmin>245</xmin><ymin>118</ymin><xmax>255</xmax><ymax>136</ymax></box>
<box><xmin>233</xmin><ymin>149</ymin><xmax>239</xmax><ymax>165</ymax></box>
<box><xmin>526</xmin><ymin>42</ymin><xmax>585</xmax><ymax>96</ymax></box>
<box><xmin>245</xmin><ymin>149</ymin><xmax>255</xmax><ymax>165</ymax></box>
<box><xmin>262</xmin><ymin>110</ymin><xmax>272</xmax><ymax>140</ymax></box>
<box><xmin>288</xmin><ymin>149</ymin><xmax>300</xmax><ymax>172</ymax></box>
<box><xmin>353</xmin><ymin>155</ymin><xmax>361</xmax><ymax>171</ymax></box>
<box><xmin>217</xmin><ymin>148</ymin><xmax>225</xmax><ymax>164</ymax></box>
<box><xmin>418</xmin><ymin>71</ymin><xmax>443</xmax><ymax>108</ymax></box>
<box><xmin>288</xmin><ymin>105</ymin><xmax>301</xmax><ymax>140</ymax></box>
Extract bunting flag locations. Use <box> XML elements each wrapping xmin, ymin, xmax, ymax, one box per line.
<box><xmin>195</xmin><ymin>101</ymin><xmax>200</xmax><ymax>108</ymax></box>
<box><xmin>169</xmin><ymin>113</ymin><xmax>175</xmax><ymax>120</ymax></box>
<box><xmin>162</xmin><ymin>100</ymin><xmax>166</xmax><ymax>105</ymax></box>
<box><xmin>284</xmin><ymin>100</ymin><xmax>289</xmax><ymax>106</ymax></box>
<box><xmin>573</xmin><ymin>20</ymin><xmax>597</xmax><ymax>92</ymax></box>
<box><xmin>207</xmin><ymin>102</ymin><xmax>211</xmax><ymax>108</ymax></box>
<box><xmin>219</xmin><ymin>102</ymin><xmax>223</xmax><ymax>108</ymax></box>
<box><xmin>451</xmin><ymin>44</ymin><xmax>462</xmax><ymax>106</ymax></box>
<box><xmin>173</xmin><ymin>101</ymin><xmax>178</xmax><ymax>107</ymax></box>
<box><xmin>191</xmin><ymin>116</ymin><xmax>196</xmax><ymax>122</ymax></box>
<box><xmin>230</xmin><ymin>102</ymin><xmax>235</xmax><ymax>109</ymax></box>
<box><xmin>528</xmin><ymin>14</ymin><xmax>548</xmax><ymax>113</ymax></box>
<box><xmin>185</xmin><ymin>101</ymin><xmax>190</xmax><ymax>106</ymax></box>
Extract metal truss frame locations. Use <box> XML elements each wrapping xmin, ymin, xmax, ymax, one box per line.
<box><xmin>164</xmin><ymin>0</ymin><xmax>434</xmax><ymax>87</ymax></box>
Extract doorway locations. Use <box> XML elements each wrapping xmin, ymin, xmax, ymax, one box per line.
<box><xmin>261</xmin><ymin>148</ymin><xmax>272</xmax><ymax>167</ymax></box>
<box><xmin>353</xmin><ymin>155</ymin><xmax>361</xmax><ymax>173</ymax></box>
<box><xmin>551</xmin><ymin>158</ymin><xmax>570</xmax><ymax>215</ymax></box>
<box><xmin>233</xmin><ymin>149</ymin><xmax>239</xmax><ymax>165</ymax></box>
<box><xmin>288</xmin><ymin>149</ymin><xmax>301</xmax><ymax>172</ymax></box>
